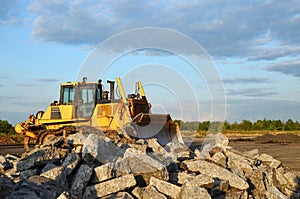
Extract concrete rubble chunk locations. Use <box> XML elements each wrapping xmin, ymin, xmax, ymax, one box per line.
<box><xmin>270</xmin><ymin>159</ymin><xmax>281</xmax><ymax>169</ymax></box>
<box><xmin>67</xmin><ymin>133</ymin><xmax>87</xmax><ymax>146</ymax></box>
<box><xmin>127</xmin><ymin>143</ymin><xmax>147</xmax><ymax>153</ymax></box>
<box><xmin>242</xmin><ymin>148</ymin><xmax>259</xmax><ymax>158</ymax></box>
<box><xmin>225</xmin><ymin>150</ymin><xmax>253</xmax><ymax>174</ymax></box>
<box><xmin>83</xmin><ymin>174</ymin><xmax>136</xmax><ymax>199</ymax></box>
<box><xmin>71</xmin><ymin>164</ymin><xmax>93</xmax><ymax>198</ymax></box>
<box><xmin>20</xmin><ymin>175</ymin><xmax>65</xmax><ymax>199</ymax></box>
<box><xmin>176</xmin><ymin>172</ymin><xmax>214</xmax><ymax>188</ymax></box>
<box><xmin>283</xmin><ymin>187</ymin><xmax>300</xmax><ymax>198</ymax></box>
<box><xmin>41</xmin><ymin>162</ymin><xmax>57</xmax><ymax>173</ymax></box>
<box><xmin>114</xmin><ymin>148</ymin><xmax>169</xmax><ymax>185</ymax></box>
<box><xmin>132</xmin><ymin>186</ymin><xmax>167</xmax><ymax>199</ymax></box>
<box><xmin>40</xmin><ymin>165</ymin><xmax>67</xmax><ymax>187</ymax></box>
<box><xmin>264</xmin><ymin>167</ymin><xmax>274</xmax><ymax>190</ymax></box>
<box><xmin>5</xmin><ymin>154</ymin><xmax>18</xmax><ymax>162</ymax></box>
<box><xmin>102</xmin><ymin>192</ymin><xmax>134</xmax><ymax>199</ymax></box>
<box><xmin>150</xmin><ymin>177</ymin><xmax>181</xmax><ymax>199</ymax></box>
<box><xmin>16</xmin><ymin>146</ymin><xmax>68</xmax><ymax>171</ymax></box>
<box><xmin>0</xmin><ymin>175</ymin><xmax>15</xmax><ymax>198</ymax></box>
<box><xmin>213</xmin><ymin>133</ymin><xmax>230</xmax><ymax>150</ymax></box>
<box><xmin>246</xmin><ymin>169</ymin><xmax>266</xmax><ymax>198</ymax></box>
<box><xmin>198</xmin><ymin>133</ymin><xmax>229</xmax><ymax>158</ymax></box>
<box><xmin>266</xmin><ymin>186</ymin><xmax>288</xmax><ymax>199</ymax></box>
<box><xmin>224</xmin><ymin>189</ymin><xmax>248</xmax><ymax>199</ymax></box>
<box><xmin>43</xmin><ymin>136</ymin><xmax>65</xmax><ymax>147</ymax></box>
<box><xmin>186</xmin><ymin>174</ymin><xmax>215</xmax><ymax>188</ymax></box>
<box><xmin>82</xmin><ymin>134</ymin><xmax>124</xmax><ymax>164</ymax></box>
<box><xmin>147</xmin><ymin>138</ymin><xmax>167</xmax><ymax>153</ymax></box>
<box><xmin>272</xmin><ymin>168</ymin><xmax>288</xmax><ymax>189</ymax></box>
<box><xmin>7</xmin><ymin>188</ymin><xmax>41</xmax><ymax>199</ymax></box>
<box><xmin>283</xmin><ymin>171</ymin><xmax>299</xmax><ymax>188</ymax></box>
<box><xmin>62</xmin><ymin>152</ymin><xmax>81</xmax><ymax>176</ymax></box>
<box><xmin>92</xmin><ymin>162</ymin><xmax>115</xmax><ymax>183</ymax></box>
<box><xmin>258</xmin><ymin>153</ymin><xmax>274</xmax><ymax>162</ymax></box>
<box><xmin>164</xmin><ymin>142</ymin><xmax>190</xmax><ymax>160</ymax></box>
<box><xmin>193</xmin><ymin>148</ymin><xmax>203</xmax><ymax>159</ymax></box>
<box><xmin>180</xmin><ymin>184</ymin><xmax>211</xmax><ymax>199</ymax></box>
<box><xmin>136</xmin><ymin>139</ymin><xmax>145</xmax><ymax>145</ymax></box>
<box><xmin>3</xmin><ymin>168</ymin><xmax>20</xmax><ymax>183</ymax></box>
<box><xmin>211</xmin><ymin>151</ymin><xmax>227</xmax><ymax>167</ymax></box>
<box><xmin>0</xmin><ymin>155</ymin><xmax>13</xmax><ymax>171</ymax></box>
<box><xmin>203</xmin><ymin>133</ymin><xmax>229</xmax><ymax>151</ymax></box>
<box><xmin>175</xmin><ymin>172</ymin><xmax>194</xmax><ymax>184</ymax></box>
<box><xmin>20</xmin><ymin>168</ymin><xmax>38</xmax><ymax>181</ymax></box>
<box><xmin>182</xmin><ymin>159</ymin><xmax>249</xmax><ymax>190</ymax></box>
<box><xmin>149</xmin><ymin>151</ymin><xmax>178</xmax><ymax>169</ymax></box>
<box><xmin>57</xmin><ymin>191</ymin><xmax>78</xmax><ymax>199</ymax></box>
<box><xmin>210</xmin><ymin>178</ymin><xmax>230</xmax><ymax>196</ymax></box>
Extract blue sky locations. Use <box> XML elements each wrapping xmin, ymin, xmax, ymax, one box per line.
<box><xmin>1</xmin><ymin>0</ymin><xmax>300</xmax><ymax>125</ymax></box>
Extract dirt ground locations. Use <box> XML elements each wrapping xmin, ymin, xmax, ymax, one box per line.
<box><xmin>184</xmin><ymin>133</ymin><xmax>300</xmax><ymax>176</ymax></box>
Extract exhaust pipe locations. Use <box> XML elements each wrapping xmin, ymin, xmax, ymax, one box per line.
<box><xmin>107</xmin><ymin>80</ymin><xmax>115</xmax><ymax>100</ymax></box>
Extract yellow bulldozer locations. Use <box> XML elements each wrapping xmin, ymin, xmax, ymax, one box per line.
<box><xmin>15</xmin><ymin>77</ymin><xmax>183</xmax><ymax>151</ymax></box>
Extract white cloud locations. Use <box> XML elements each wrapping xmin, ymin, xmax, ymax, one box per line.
<box><xmin>27</xmin><ymin>0</ymin><xmax>300</xmax><ymax>58</ymax></box>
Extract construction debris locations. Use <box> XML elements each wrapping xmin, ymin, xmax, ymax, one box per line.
<box><xmin>0</xmin><ymin>132</ymin><xmax>299</xmax><ymax>199</ymax></box>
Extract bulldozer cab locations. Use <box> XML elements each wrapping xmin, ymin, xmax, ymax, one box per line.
<box><xmin>59</xmin><ymin>78</ymin><xmax>118</xmax><ymax>119</ymax></box>
<box><xmin>60</xmin><ymin>82</ymin><xmax>98</xmax><ymax>118</ymax></box>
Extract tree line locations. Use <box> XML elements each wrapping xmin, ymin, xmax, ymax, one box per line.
<box><xmin>1</xmin><ymin>118</ymin><xmax>300</xmax><ymax>134</ymax></box>
<box><xmin>176</xmin><ymin>119</ymin><xmax>300</xmax><ymax>131</ymax></box>
<box><xmin>0</xmin><ymin>119</ymin><xmax>15</xmax><ymax>134</ymax></box>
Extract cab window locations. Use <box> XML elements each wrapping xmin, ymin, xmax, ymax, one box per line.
<box><xmin>62</xmin><ymin>87</ymin><xmax>74</xmax><ymax>104</ymax></box>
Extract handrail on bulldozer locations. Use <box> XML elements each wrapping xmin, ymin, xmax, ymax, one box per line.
<box><xmin>116</xmin><ymin>77</ymin><xmax>127</xmax><ymax>104</ymax></box>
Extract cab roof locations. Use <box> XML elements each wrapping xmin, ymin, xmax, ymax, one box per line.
<box><xmin>60</xmin><ymin>81</ymin><xmax>98</xmax><ymax>87</ymax></box>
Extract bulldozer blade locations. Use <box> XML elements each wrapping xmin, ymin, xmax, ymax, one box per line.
<box><xmin>130</xmin><ymin>113</ymin><xmax>184</xmax><ymax>146</ymax></box>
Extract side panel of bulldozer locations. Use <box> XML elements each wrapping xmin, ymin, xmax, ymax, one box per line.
<box><xmin>36</xmin><ymin>104</ymin><xmax>80</xmax><ymax>130</ymax></box>
<box><xmin>91</xmin><ymin>101</ymin><xmax>131</xmax><ymax>131</ymax></box>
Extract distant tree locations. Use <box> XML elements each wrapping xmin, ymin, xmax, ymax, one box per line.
<box><xmin>253</xmin><ymin>119</ymin><xmax>262</xmax><ymax>130</ymax></box>
<box><xmin>284</xmin><ymin>119</ymin><xmax>295</xmax><ymax>131</ymax></box>
<box><xmin>231</xmin><ymin>122</ymin><xmax>240</xmax><ymax>131</ymax></box>
<box><xmin>0</xmin><ymin>120</ymin><xmax>15</xmax><ymax>134</ymax></box>
<box><xmin>272</xmin><ymin>120</ymin><xmax>284</xmax><ymax>130</ymax></box>
<box><xmin>223</xmin><ymin>121</ymin><xmax>231</xmax><ymax>130</ymax></box>
<box><xmin>208</xmin><ymin>121</ymin><xmax>223</xmax><ymax>132</ymax></box>
<box><xmin>295</xmin><ymin>121</ymin><xmax>300</xmax><ymax>130</ymax></box>
<box><xmin>261</xmin><ymin>118</ymin><xmax>270</xmax><ymax>130</ymax></box>
<box><xmin>240</xmin><ymin>120</ymin><xmax>253</xmax><ymax>131</ymax></box>
<box><xmin>198</xmin><ymin>121</ymin><xmax>210</xmax><ymax>131</ymax></box>
<box><xmin>180</xmin><ymin>121</ymin><xmax>198</xmax><ymax>131</ymax></box>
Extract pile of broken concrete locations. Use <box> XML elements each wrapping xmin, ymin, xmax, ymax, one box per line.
<box><xmin>0</xmin><ymin>131</ymin><xmax>299</xmax><ymax>199</ymax></box>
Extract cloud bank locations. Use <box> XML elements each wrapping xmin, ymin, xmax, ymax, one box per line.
<box><xmin>27</xmin><ymin>0</ymin><xmax>300</xmax><ymax>59</ymax></box>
